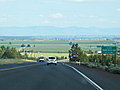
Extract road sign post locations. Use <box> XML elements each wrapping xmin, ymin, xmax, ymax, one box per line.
<box><xmin>101</xmin><ymin>46</ymin><xmax>117</xmax><ymax>66</ymax></box>
<box><xmin>101</xmin><ymin>46</ymin><xmax>117</xmax><ymax>54</ymax></box>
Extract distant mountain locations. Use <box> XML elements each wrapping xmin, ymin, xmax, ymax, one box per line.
<box><xmin>0</xmin><ymin>26</ymin><xmax>120</xmax><ymax>36</ymax></box>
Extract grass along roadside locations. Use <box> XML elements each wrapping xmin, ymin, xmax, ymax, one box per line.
<box><xmin>0</xmin><ymin>53</ymin><xmax>69</xmax><ymax>65</ymax></box>
<box><xmin>21</xmin><ymin>52</ymin><xmax>69</xmax><ymax>58</ymax></box>
<box><xmin>0</xmin><ymin>59</ymin><xmax>36</xmax><ymax>65</ymax></box>
<box><xmin>71</xmin><ymin>61</ymin><xmax>120</xmax><ymax>74</ymax></box>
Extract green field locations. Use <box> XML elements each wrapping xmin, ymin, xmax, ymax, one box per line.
<box><xmin>0</xmin><ymin>40</ymin><xmax>119</xmax><ymax>55</ymax></box>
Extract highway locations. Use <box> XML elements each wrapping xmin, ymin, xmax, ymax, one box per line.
<box><xmin>0</xmin><ymin>62</ymin><xmax>120</xmax><ymax>90</ymax></box>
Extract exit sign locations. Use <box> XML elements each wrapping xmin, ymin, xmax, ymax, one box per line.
<box><xmin>101</xmin><ymin>46</ymin><xmax>117</xmax><ymax>54</ymax></box>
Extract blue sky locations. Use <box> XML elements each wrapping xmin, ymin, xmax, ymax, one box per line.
<box><xmin>0</xmin><ymin>0</ymin><xmax>120</xmax><ymax>28</ymax></box>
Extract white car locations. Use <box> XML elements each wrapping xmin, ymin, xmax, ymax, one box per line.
<box><xmin>38</xmin><ymin>56</ymin><xmax>45</xmax><ymax>62</ymax></box>
<box><xmin>47</xmin><ymin>56</ymin><xmax>57</xmax><ymax>65</ymax></box>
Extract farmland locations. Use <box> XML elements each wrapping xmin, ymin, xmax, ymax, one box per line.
<box><xmin>0</xmin><ymin>40</ymin><xmax>120</xmax><ymax>58</ymax></box>
<box><xmin>22</xmin><ymin>53</ymin><xmax>69</xmax><ymax>58</ymax></box>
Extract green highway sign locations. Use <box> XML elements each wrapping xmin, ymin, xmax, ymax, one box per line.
<box><xmin>101</xmin><ymin>46</ymin><xmax>117</xmax><ymax>54</ymax></box>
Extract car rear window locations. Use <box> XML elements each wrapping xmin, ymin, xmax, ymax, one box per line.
<box><xmin>49</xmin><ymin>57</ymin><xmax>55</xmax><ymax>59</ymax></box>
<box><xmin>39</xmin><ymin>57</ymin><xmax>44</xmax><ymax>59</ymax></box>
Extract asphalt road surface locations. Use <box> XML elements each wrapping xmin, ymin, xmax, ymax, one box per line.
<box><xmin>0</xmin><ymin>62</ymin><xmax>120</xmax><ymax>90</ymax></box>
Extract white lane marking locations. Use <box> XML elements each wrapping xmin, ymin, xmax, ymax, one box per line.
<box><xmin>64</xmin><ymin>64</ymin><xmax>104</xmax><ymax>90</ymax></box>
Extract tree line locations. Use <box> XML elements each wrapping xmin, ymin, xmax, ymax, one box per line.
<box><xmin>69</xmin><ymin>44</ymin><xmax>120</xmax><ymax>74</ymax></box>
<box><xmin>69</xmin><ymin>44</ymin><xmax>120</xmax><ymax>66</ymax></box>
<box><xmin>0</xmin><ymin>46</ymin><xmax>22</xmax><ymax>59</ymax></box>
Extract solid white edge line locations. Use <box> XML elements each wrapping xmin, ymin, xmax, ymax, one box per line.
<box><xmin>64</xmin><ymin>64</ymin><xmax>104</xmax><ymax>90</ymax></box>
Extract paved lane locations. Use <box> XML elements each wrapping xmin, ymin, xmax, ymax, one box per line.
<box><xmin>69</xmin><ymin>63</ymin><xmax>120</xmax><ymax>90</ymax></box>
<box><xmin>0</xmin><ymin>62</ymin><xmax>38</xmax><ymax>69</ymax></box>
<box><xmin>0</xmin><ymin>63</ymin><xmax>96</xmax><ymax>90</ymax></box>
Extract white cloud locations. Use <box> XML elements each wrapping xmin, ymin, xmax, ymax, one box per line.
<box><xmin>98</xmin><ymin>18</ymin><xmax>108</xmax><ymax>22</ymax></box>
<box><xmin>49</xmin><ymin>13</ymin><xmax>64</xmax><ymax>18</ymax></box>
<box><xmin>0</xmin><ymin>14</ymin><xmax>10</xmax><ymax>18</ymax></box>
<box><xmin>89</xmin><ymin>15</ymin><xmax>98</xmax><ymax>18</ymax></box>
<box><xmin>97</xmin><ymin>18</ymin><xmax>118</xmax><ymax>24</ymax></box>
<box><xmin>0</xmin><ymin>0</ymin><xmax>16</xmax><ymax>2</ymax></box>
<box><xmin>111</xmin><ymin>20</ymin><xmax>118</xmax><ymax>23</ymax></box>
<box><xmin>116</xmin><ymin>8</ymin><xmax>120</xmax><ymax>12</ymax></box>
<box><xmin>69</xmin><ymin>0</ymin><xmax>113</xmax><ymax>2</ymax></box>
<box><xmin>0</xmin><ymin>18</ymin><xmax>8</xmax><ymax>22</ymax></box>
<box><xmin>42</xmin><ymin>21</ymin><xmax>51</xmax><ymax>24</ymax></box>
<box><xmin>39</xmin><ymin>14</ymin><xmax>44</xmax><ymax>17</ymax></box>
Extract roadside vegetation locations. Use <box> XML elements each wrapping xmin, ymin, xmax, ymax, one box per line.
<box><xmin>0</xmin><ymin>46</ymin><xmax>36</xmax><ymax>64</ymax></box>
<box><xmin>69</xmin><ymin>44</ymin><xmax>120</xmax><ymax>74</ymax></box>
<box><xmin>22</xmin><ymin>52</ymin><xmax>68</xmax><ymax>59</ymax></box>
<box><xmin>0</xmin><ymin>45</ymin><xmax>22</xmax><ymax>59</ymax></box>
<box><xmin>0</xmin><ymin>45</ymin><xmax>68</xmax><ymax>64</ymax></box>
<box><xmin>0</xmin><ymin>59</ymin><xmax>35</xmax><ymax>65</ymax></box>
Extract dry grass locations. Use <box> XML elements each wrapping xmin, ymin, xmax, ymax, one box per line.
<box><xmin>21</xmin><ymin>53</ymin><xmax>69</xmax><ymax>58</ymax></box>
<box><xmin>0</xmin><ymin>59</ymin><xmax>36</xmax><ymax>65</ymax></box>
